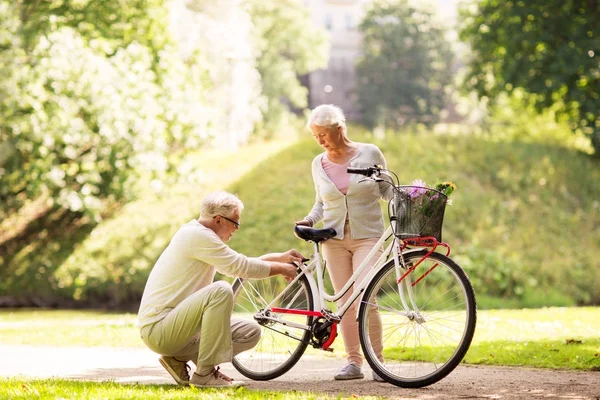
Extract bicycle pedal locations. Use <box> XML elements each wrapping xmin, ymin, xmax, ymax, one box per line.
<box><xmin>322</xmin><ymin>347</ymin><xmax>334</xmax><ymax>352</ymax></box>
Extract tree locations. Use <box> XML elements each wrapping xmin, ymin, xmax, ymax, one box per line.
<box><xmin>243</xmin><ymin>0</ymin><xmax>328</xmax><ymax>137</ymax></box>
<box><xmin>356</xmin><ymin>0</ymin><xmax>454</xmax><ymax>129</ymax></box>
<box><xmin>0</xmin><ymin>0</ymin><xmax>211</xmax><ymax>227</ymax></box>
<box><xmin>459</xmin><ymin>0</ymin><xmax>600</xmax><ymax>156</ymax></box>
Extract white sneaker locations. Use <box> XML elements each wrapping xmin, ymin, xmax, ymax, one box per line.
<box><xmin>190</xmin><ymin>367</ymin><xmax>244</xmax><ymax>388</ymax></box>
<box><xmin>372</xmin><ymin>370</ymin><xmax>385</xmax><ymax>382</ymax></box>
<box><xmin>334</xmin><ymin>362</ymin><xmax>364</xmax><ymax>380</ymax></box>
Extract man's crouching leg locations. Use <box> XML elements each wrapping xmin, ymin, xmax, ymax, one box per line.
<box><xmin>189</xmin><ymin>281</ymin><xmax>244</xmax><ymax>388</ymax></box>
<box><xmin>231</xmin><ymin>318</ymin><xmax>261</xmax><ymax>356</ymax></box>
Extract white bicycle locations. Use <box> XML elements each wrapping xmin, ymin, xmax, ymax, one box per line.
<box><xmin>231</xmin><ymin>166</ymin><xmax>477</xmax><ymax>388</ymax></box>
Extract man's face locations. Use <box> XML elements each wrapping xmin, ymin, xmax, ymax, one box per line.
<box><xmin>215</xmin><ymin>209</ymin><xmax>240</xmax><ymax>242</ymax></box>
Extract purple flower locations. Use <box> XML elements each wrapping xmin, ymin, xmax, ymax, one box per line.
<box><xmin>409</xmin><ymin>179</ymin><xmax>428</xmax><ymax>199</ymax></box>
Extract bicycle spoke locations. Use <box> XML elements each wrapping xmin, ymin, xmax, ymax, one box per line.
<box><xmin>358</xmin><ymin>252</ymin><xmax>476</xmax><ymax>388</ymax></box>
<box><xmin>231</xmin><ymin>275</ymin><xmax>314</xmax><ymax>380</ymax></box>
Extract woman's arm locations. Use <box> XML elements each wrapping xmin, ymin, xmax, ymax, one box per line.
<box><xmin>304</xmin><ymin>158</ymin><xmax>325</xmax><ymax>226</ymax></box>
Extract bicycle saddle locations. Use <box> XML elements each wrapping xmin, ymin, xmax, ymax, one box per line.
<box><xmin>294</xmin><ymin>225</ymin><xmax>337</xmax><ymax>243</ymax></box>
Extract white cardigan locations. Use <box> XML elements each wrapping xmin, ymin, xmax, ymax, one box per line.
<box><xmin>304</xmin><ymin>142</ymin><xmax>394</xmax><ymax>240</ymax></box>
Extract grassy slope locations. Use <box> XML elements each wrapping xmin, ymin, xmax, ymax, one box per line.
<box><xmin>228</xmin><ymin>132</ymin><xmax>600</xmax><ymax>307</ymax></box>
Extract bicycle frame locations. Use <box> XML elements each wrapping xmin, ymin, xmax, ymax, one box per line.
<box><xmin>255</xmin><ymin>226</ymin><xmax>393</xmax><ymax>334</ymax></box>
<box><xmin>253</xmin><ymin>227</ymin><xmax>450</xmax><ymax>352</ymax></box>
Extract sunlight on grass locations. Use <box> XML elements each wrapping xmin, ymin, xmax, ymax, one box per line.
<box><xmin>0</xmin><ymin>310</ymin><xmax>142</xmax><ymax>347</ymax></box>
<box><xmin>473</xmin><ymin>307</ymin><xmax>599</xmax><ymax>342</ymax></box>
<box><xmin>1</xmin><ymin>307</ymin><xmax>598</xmax><ymax>370</ymax></box>
<box><xmin>466</xmin><ymin>307</ymin><xmax>600</xmax><ymax>370</ymax></box>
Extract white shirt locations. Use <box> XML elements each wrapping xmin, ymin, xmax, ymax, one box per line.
<box><xmin>137</xmin><ymin>220</ymin><xmax>270</xmax><ymax>328</ymax></box>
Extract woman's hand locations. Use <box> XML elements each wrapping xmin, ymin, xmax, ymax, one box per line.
<box><xmin>294</xmin><ymin>219</ymin><xmax>313</xmax><ymax>227</ymax></box>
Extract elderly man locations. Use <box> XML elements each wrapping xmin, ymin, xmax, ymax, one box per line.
<box><xmin>138</xmin><ymin>191</ymin><xmax>302</xmax><ymax>388</ymax></box>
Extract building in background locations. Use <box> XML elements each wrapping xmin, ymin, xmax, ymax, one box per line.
<box><xmin>303</xmin><ymin>0</ymin><xmax>370</xmax><ymax>120</ymax></box>
<box><xmin>303</xmin><ymin>0</ymin><xmax>457</xmax><ymax>121</ymax></box>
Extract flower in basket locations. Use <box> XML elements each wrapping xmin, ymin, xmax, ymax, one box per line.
<box><xmin>407</xmin><ymin>179</ymin><xmax>457</xmax><ymax>217</ymax></box>
<box><xmin>434</xmin><ymin>181</ymin><xmax>457</xmax><ymax>197</ymax></box>
<box><xmin>408</xmin><ymin>179</ymin><xmax>428</xmax><ymax>199</ymax></box>
<box><xmin>395</xmin><ymin>179</ymin><xmax>456</xmax><ymax>239</ymax></box>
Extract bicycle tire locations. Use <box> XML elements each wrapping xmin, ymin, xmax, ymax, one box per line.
<box><xmin>231</xmin><ymin>274</ymin><xmax>314</xmax><ymax>380</ymax></box>
<box><xmin>358</xmin><ymin>250</ymin><xmax>476</xmax><ymax>388</ymax></box>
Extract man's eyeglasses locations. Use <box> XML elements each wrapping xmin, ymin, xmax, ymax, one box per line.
<box><xmin>218</xmin><ymin>215</ymin><xmax>240</xmax><ymax>229</ymax></box>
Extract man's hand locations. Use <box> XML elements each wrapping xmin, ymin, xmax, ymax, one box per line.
<box><xmin>279</xmin><ymin>263</ymin><xmax>297</xmax><ymax>281</ymax></box>
<box><xmin>283</xmin><ymin>249</ymin><xmax>304</xmax><ymax>264</ymax></box>
<box><xmin>261</xmin><ymin>249</ymin><xmax>305</xmax><ymax>264</ymax></box>
<box><xmin>268</xmin><ymin>262</ymin><xmax>297</xmax><ymax>281</ymax></box>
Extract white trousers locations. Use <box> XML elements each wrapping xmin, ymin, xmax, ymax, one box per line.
<box><xmin>140</xmin><ymin>281</ymin><xmax>260</xmax><ymax>372</ymax></box>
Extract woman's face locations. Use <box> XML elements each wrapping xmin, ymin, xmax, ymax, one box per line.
<box><xmin>311</xmin><ymin>124</ymin><xmax>343</xmax><ymax>150</ymax></box>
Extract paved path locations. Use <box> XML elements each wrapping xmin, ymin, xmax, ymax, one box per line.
<box><xmin>1</xmin><ymin>345</ymin><xmax>599</xmax><ymax>399</ymax></box>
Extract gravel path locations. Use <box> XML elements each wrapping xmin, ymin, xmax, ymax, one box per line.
<box><xmin>1</xmin><ymin>345</ymin><xmax>598</xmax><ymax>399</ymax></box>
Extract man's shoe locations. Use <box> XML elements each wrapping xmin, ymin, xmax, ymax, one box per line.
<box><xmin>159</xmin><ymin>356</ymin><xmax>190</xmax><ymax>385</ymax></box>
<box><xmin>333</xmin><ymin>363</ymin><xmax>364</xmax><ymax>380</ymax></box>
<box><xmin>372</xmin><ymin>370</ymin><xmax>385</xmax><ymax>382</ymax></box>
<box><xmin>190</xmin><ymin>367</ymin><xmax>244</xmax><ymax>388</ymax></box>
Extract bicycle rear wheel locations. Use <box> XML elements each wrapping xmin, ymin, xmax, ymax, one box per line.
<box><xmin>231</xmin><ymin>274</ymin><xmax>314</xmax><ymax>380</ymax></box>
<box><xmin>358</xmin><ymin>250</ymin><xmax>476</xmax><ymax>388</ymax></box>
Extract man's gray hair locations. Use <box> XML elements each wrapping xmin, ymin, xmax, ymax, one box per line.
<box><xmin>200</xmin><ymin>191</ymin><xmax>244</xmax><ymax>219</ymax></box>
<box><xmin>307</xmin><ymin>104</ymin><xmax>347</xmax><ymax>130</ymax></box>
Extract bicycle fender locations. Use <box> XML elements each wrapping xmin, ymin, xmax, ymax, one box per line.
<box><xmin>356</xmin><ymin>247</ymin><xmax>429</xmax><ymax>320</ymax></box>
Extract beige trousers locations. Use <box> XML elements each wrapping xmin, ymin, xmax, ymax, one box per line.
<box><xmin>323</xmin><ymin>222</ymin><xmax>384</xmax><ymax>366</ymax></box>
<box><xmin>140</xmin><ymin>281</ymin><xmax>260</xmax><ymax>373</ymax></box>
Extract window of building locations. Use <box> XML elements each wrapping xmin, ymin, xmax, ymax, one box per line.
<box><xmin>345</xmin><ymin>13</ymin><xmax>353</xmax><ymax>30</ymax></box>
<box><xmin>325</xmin><ymin>13</ymin><xmax>333</xmax><ymax>31</ymax></box>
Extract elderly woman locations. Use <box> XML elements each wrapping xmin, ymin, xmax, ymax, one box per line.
<box><xmin>295</xmin><ymin>104</ymin><xmax>393</xmax><ymax>381</ymax></box>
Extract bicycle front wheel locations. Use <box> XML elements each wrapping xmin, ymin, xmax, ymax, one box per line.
<box><xmin>231</xmin><ymin>274</ymin><xmax>314</xmax><ymax>380</ymax></box>
<box><xmin>358</xmin><ymin>250</ymin><xmax>476</xmax><ymax>388</ymax></box>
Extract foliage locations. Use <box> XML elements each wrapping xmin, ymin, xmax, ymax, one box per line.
<box><xmin>478</xmin><ymin>91</ymin><xmax>594</xmax><ymax>153</ymax></box>
<box><xmin>458</xmin><ymin>0</ymin><xmax>600</xmax><ymax>155</ymax></box>
<box><xmin>0</xmin><ymin>141</ymin><xmax>292</xmax><ymax>307</ymax></box>
<box><xmin>243</xmin><ymin>0</ymin><xmax>329</xmax><ymax>138</ymax></box>
<box><xmin>0</xmin><ymin>0</ymin><xmax>211</xmax><ymax>224</ymax></box>
<box><xmin>356</xmin><ymin>0</ymin><xmax>454</xmax><ymax>129</ymax></box>
<box><xmin>2</xmin><ymin>128</ymin><xmax>599</xmax><ymax>308</ymax></box>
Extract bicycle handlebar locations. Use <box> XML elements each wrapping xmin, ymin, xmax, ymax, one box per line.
<box><xmin>347</xmin><ymin>165</ymin><xmax>382</xmax><ymax>177</ymax></box>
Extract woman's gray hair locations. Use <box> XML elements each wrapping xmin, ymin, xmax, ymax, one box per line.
<box><xmin>200</xmin><ymin>191</ymin><xmax>244</xmax><ymax>219</ymax></box>
<box><xmin>307</xmin><ymin>104</ymin><xmax>346</xmax><ymax>130</ymax></box>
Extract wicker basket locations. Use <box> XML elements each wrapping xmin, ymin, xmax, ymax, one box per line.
<box><xmin>390</xmin><ymin>186</ymin><xmax>447</xmax><ymax>242</ymax></box>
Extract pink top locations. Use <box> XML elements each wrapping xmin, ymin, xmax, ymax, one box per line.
<box><xmin>321</xmin><ymin>155</ymin><xmax>350</xmax><ymax>195</ymax></box>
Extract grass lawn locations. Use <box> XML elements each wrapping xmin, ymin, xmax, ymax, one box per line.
<box><xmin>0</xmin><ymin>307</ymin><xmax>598</xmax><ymax>370</ymax></box>
<box><xmin>0</xmin><ymin>379</ymin><xmax>348</xmax><ymax>400</ymax></box>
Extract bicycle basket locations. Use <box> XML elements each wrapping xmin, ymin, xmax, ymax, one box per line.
<box><xmin>390</xmin><ymin>186</ymin><xmax>447</xmax><ymax>241</ymax></box>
